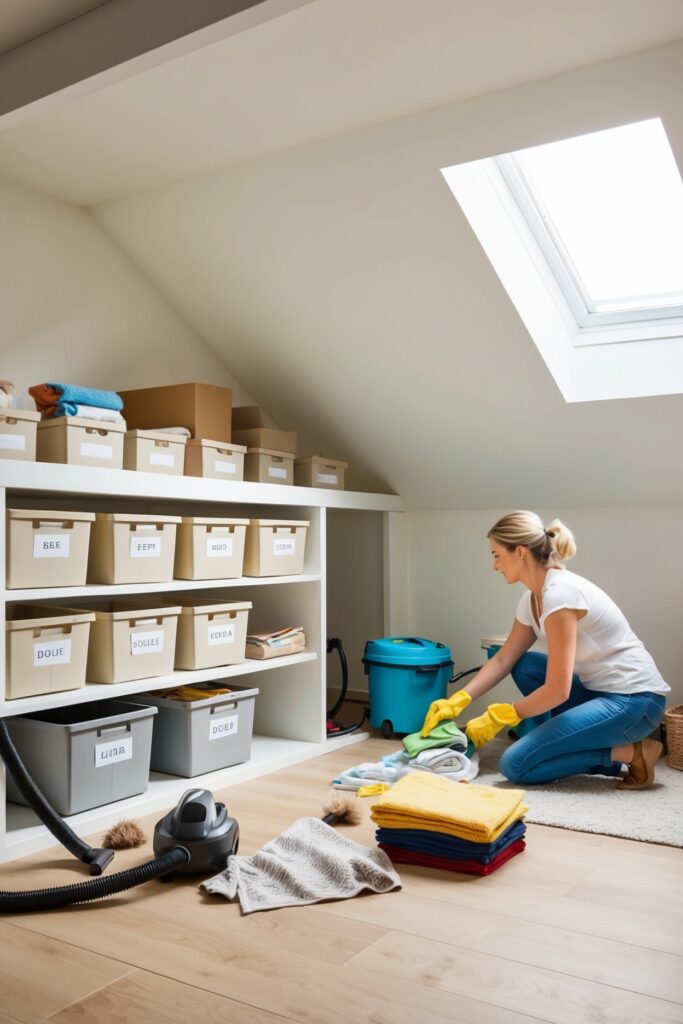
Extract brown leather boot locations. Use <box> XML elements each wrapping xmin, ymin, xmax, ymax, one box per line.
<box><xmin>617</xmin><ymin>738</ymin><xmax>664</xmax><ymax>790</ymax></box>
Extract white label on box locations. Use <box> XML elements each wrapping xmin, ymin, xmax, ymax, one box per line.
<box><xmin>33</xmin><ymin>533</ymin><xmax>71</xmax><ymax>558</ymax></box>
<box><xmin>206</xmin><ymin>535</ymin><xmax>233</xmax><ymax>558</ymax></box>
<box><xmin>316</xmin><ymin>472</ymin><xmax>338</xmax><ymax>484</ymax></box>
<box><xmin>130</xmin><ymin>629</ymin><xmax>164</xmax><ymax>655</ymax></box>
<box><xmin>208</xmin><ymin>622</ymin><xmax>235</xmax><ymax>646</ymax></box>
<box><xmin>0</xmin><ymin>433</ymin><xmax>26</xmax><ymax>450</ymax></box>
<box><xmin>33</xmin><ymin>637</ymin><xmax>71</xmax><ymax>667</ymax></box>
<box><xmin>214</xmin><ymin>459</ymin><xmax>236</xmax><ymax>474</ymax></box>
<box><xmin>129</xmin><ymin>534</ymin><xmax>162</xmax><ymax>558</ymax></box>
<box><xmin>209</xmin><ymin>714</ymin><xmax>238</xmax><ymax>741</ymax></box>
<box><xmin>268</xmin><ymin>466</ymin><xmax>287</xmax><ymax>479</ymax></box>
<box><xmin>95</xmin><ymin>736</ymin><xmax>133</xmax><ymax>767</ymax></box>
<box><xmin>80</xmin><ymin>442</ymin><xmax>113</xmax><ymax>460</ymax></box>
<box><xmin>273</xmin><ymin>536</ymin><xmax>296</xmax><ymax>556</ymax></box>
<box><xmin>149</xmin><ymin>451</ymin><xmax>175</xmax><ymax>467</ymax></box>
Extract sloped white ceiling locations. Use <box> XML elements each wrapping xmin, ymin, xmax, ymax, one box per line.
<box><xmin>2</xmin><ymin>0</ymin><xmax>683</xmax><ymax>203</ymax></box>
<box><xmin>89</xmin><ymin>42</ymin><xmax>683</xmax><ymax>507</ymax></box>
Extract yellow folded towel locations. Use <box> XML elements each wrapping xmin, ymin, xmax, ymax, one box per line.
<box><xmin>370</xmin><ymin>772</ymin><xmax>527</xmax><ymax>843</ymax></box>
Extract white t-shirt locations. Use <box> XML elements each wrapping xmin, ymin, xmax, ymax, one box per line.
<box><xmin>515</xmin><ymin>568</ymin><xmax>669</xmax><ymax>695</ymax></box>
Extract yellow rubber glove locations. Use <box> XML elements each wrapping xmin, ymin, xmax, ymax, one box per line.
<box><xmin>465</xmin><ymin>703</ymin><xmax>522</xmax><ymax>749</ymax></box>
<box><xmin>421</xmin><ymin>689</ymin><xmax>472</xmax><ymax>737</ymax></box>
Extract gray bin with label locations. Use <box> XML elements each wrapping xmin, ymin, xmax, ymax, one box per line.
<box><xmin>134</xmin><ymin>685</ymin><xmax>258</xmax><ymax>777</ymax></box>
<box><xmin>5</xmin><ymin>699</ymin><xmax>157</xmax><ymax>816</ymax></box>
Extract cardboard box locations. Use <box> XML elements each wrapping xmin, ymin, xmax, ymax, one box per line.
<box><xmin>6</xmin><ymin>508</ymin><xmax>95</xmax><ymax>589</ymax></box>
<box><xmin>294</xmin><ymin>456</ymin><xmax>348</xmax><ymax>490</ymax></box>
<box><xmin>244</xmin><ymin>447</ymin><xmax>294</xmax><ymax>485</ymax></box>
<box><xmin>232</xmin><ymin>406</ymin><xmax>296</xmax><ymax>453</ymax></box>
<box><xmin>36</xmin><ymin>417</ymin><xmax>125</xmax><ymax>468</ymax></box>
<box><xmin>79</xmin><ymin>601</ymin><xmax>181</xmax><ymax>684</ymax></box>
<box><xmin>87</xmin><ymin>512</ymin><xmax>181</xmax><ymax>585</ymax></box>
<box><xmin>5</xmin><ymin>604</ymin><xmax>94</xmax><ymax>700</ymax></box>
<box><xmin>118</xmin><ymin>383</ymin><xmax>232</xmax><ymax>443</ymax></box>
<box><xmin>174</xmin><ymin>516</ymin><xmax>249</xmax><ymax>580</ymax></box>
<box><xmin>0</xmin><ymin>409</ymin><xmax>40</xmax><ymax>461</ymax></box>
<box><xmin>243</xmin><ymin>519</ymin><xmax>309</xmax><ymax>577</ymax></box>
<box><xmin>124</xmin><ymin>429</ymin><xmax>187</xmax><ymax>475</ymax></box>
<box><xmin>184</xmin><ymin>438</ymin><xmax>246</xmax><ymax>480</ymax></box>
<box><xmin>171</xmin><ymin>597</ymin><xmax>252</xmax><ymax>670</ymax></box>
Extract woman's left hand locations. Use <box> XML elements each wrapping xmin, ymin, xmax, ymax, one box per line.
<box><xmin>465</xmin><ymin>703</ymin><xmax>522</xmax><ymax>749</ymax></box>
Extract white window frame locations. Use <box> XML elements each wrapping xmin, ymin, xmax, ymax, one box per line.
<box><xmin>441</xmin><ymin>154</ymin><xmax>683</xmax><ymax>402</ymax></box>
<box><xmin>494</xmin><ymin>152</ymin><xmax>683</xmax><ymax>346</ymax></box>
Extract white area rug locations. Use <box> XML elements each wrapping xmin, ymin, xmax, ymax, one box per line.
<box><xmin>473</xmin><ymin>736</ymin><xmax>683</xmax><ymax>848</ymax></box>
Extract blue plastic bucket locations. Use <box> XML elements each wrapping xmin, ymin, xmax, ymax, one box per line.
<box><xmin>362</xmin><ymin>637</ymin><xmax>453</xmax><ymax>737</ymax></box>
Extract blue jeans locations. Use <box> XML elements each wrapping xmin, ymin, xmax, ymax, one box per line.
<box><xmin>493</xmin><ymin>650</ymin><xmax>666</xmax><ymax>784</ymax></box>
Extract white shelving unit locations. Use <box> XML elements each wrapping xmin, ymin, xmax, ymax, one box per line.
<box><xmin>0</xmin><ymin>460</ymin><xmax>404</xmax><ymax>862</ymax></box>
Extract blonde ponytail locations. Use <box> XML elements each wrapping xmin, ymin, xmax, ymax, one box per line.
<box><xmin>487</xmin><ymin>511</ymin><xmax>577</xmax><ymax>565</ymax></box>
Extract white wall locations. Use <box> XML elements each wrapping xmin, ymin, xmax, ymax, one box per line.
<box><xmin>0</xmin><ymin>175</ymin><xmax>254</xmax><ymax>403</ymax></box>
<box><xmin>407</xmin><ymin>506</ymin><xmax>683</xmax><ymax>710</ymax></box>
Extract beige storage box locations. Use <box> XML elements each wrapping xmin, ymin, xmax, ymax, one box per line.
<box><xmin>174</xmin><ymin>516</ymin><xmax>249</xmax><ymax>581</ymax></box>
<box><xmin>5</xmin><ymin>604</ymin><xmax>94</xmax><ymax>700</ymax></box>
<box><xmin>81</xmin><ymin>601</ymin><xmax>181</xmax><ymax>684</ymax></box>
<box><xmin>184</xmin><ymin>439</ymin><xmax>246</xmax><ymax>480</ymax></box>
<box><xmin>0</xmin><ymin>409</ymin><xmax>40</xmax><ymax>461</ymax></box>
<box><xmin>172</xmin><ymin>598</ymin><xmax>252</xmax><ymax>670</ymax></box>
<box><xmin>6</xmin><ymin>508</ymin><xmax>95</xmax><ymax>589</ymax></box>
<box><xmin>118</xmin><ymin>383</ymin><xmax>232</xmax><ymax>443</ymax></box>
<box><xmin>243</xmin><ymin>519</ymin><xmax>309</xmax><ymax>577</ymax></box>
<box><xmin>232</xmin><ymin>406</ymin><xmax>296</xmax><ymax>454</ymax></box>
<box><xmin>37</xmin><ymin>417</ymin><xmax>125</xmax><ymax>469</ymax></box>
<box><xmin>244</xmin><ymin>447</ymin><xmax>294</xmax><ymax>486</ymax></box>
<box><xmin>88</xmin><ymin>512</ymin><xmax>181</xmax><ymax>585</ymax></box>
<box><xmin>294</xmin><ymin>456</ymin><xmax>348</xmax><ymax>490</ymax></box>
<box><xmin>123</xmin><ymin>429</ymin><xmax>187</xmax><ymax>475</ymax></box>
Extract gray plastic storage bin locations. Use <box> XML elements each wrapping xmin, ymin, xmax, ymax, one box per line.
<box><xmin>136</xmin><ymin>685</ymin><xmax>258</xmax><ymax>778</ymax></box>
<box><xmin>5</xmin><ymin>700</ymin><xmax>157</xmax><ymax>816</ymax></box>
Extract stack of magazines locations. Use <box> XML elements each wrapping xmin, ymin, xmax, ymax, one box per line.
<box><xmin>245</xmin><ymin>626</ymin><xmax>306</xmax><ymax>660</ymax></box>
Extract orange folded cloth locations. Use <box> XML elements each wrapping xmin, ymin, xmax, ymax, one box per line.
<box><xmin>28</xmin><ymin>384</ymin><xmax>61</xmax><ymax>414</ymax></box>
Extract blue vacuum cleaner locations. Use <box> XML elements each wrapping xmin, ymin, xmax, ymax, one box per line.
<box><xmin>363</xmin><ymin>636</ymin><xmax>481</xmax><ymax>738</ymax></box>
<box><xmin>0</xmin><ymin>720</ymin><xmax>239</xmax><ymax>912</ymax></box>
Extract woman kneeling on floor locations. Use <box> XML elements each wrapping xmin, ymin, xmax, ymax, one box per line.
<box><xmin>422</xmin><ymin>511</ymin><xmax>669</xmax><ymax>789</ymax></box>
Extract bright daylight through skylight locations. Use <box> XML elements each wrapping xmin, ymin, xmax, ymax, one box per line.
<box><xmin>504</xmin><ymin>118</ymin><xmax>683</xmax><ymax>317</ymax></box>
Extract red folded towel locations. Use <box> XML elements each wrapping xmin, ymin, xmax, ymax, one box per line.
<box><xmin>28</xmin><ymin>384</ymin><xmax>61</xmax><ymax>414</ymax></box>
<box><xmin>378</xmin><ymin>838</ymin><xmax>526</xmax><ymax>875</ymax></box>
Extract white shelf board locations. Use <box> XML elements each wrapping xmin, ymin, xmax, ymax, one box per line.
<box><xmin>0</xmin><ymin>460</ymin><xmax>404</xmax><ymax>512</ymax></box>
<box><xmin>2</xmin><ymin>729</ymin><xmax>370</xmax><ymax>863</ymax></box>
<box><xmin>0</xmin><ymin>651</ymin><xmax>318</xmax><ymax>717</ymax></box>
<box><xmin>5</xmin><ymin>574</ymin><xmax>321</xmax><ymax>602</ymax></box>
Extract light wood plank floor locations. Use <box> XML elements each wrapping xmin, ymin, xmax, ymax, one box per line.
<box><xmin>1</xmin><ymin>736</ymin><xmax>681</xmax><ymax>1023</ymax></box>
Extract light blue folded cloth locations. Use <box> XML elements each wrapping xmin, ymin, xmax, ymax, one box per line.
<box><xmin>48</xmin><ymin>383</ymin><xmax>123</xmax><ymax>413</ymax></box>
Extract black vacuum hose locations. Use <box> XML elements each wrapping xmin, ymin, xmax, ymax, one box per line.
<box><xmin>0</xmin><ymin>847</ymin><xmax>190</xmax><ymax>913</ymax></box>
<box><xmin>0</xmin><ymin>719</ymin><xmax>191</xmax><ymax>912</ymax></box>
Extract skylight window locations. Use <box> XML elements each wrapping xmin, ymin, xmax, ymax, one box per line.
<box><xmin>494</xmin><ymin>119</ymin><xmax>683</xmax><ymax>329</ymax></box>
<box><xmin>441</xmin><ymin>118</ymin><xmax>683</xmax><ymax>402</ymax></box>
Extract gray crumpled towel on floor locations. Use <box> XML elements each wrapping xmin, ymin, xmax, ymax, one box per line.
<box><xmin>200</xmin><ymin>816</ymin><xmax>401</xmax><ymax>914</ymax></box>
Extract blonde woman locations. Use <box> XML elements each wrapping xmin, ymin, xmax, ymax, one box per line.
<box><xmin>421</xmin><ymin>512</ymin><xmax>669</xmax><ymax>788</ymax></box>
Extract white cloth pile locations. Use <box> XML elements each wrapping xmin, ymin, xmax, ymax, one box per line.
<box><xmin>332</xmin><ymin>746</ymin><xmax>479</xmax><ymax>790</ymax></box>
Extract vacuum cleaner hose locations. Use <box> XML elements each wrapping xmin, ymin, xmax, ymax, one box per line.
<box><xmin>0</xmin><ymin>846</ymin><xmax>190</xmax><ymax>913</ymax></box>
<box><xmin>0</xmin><ymin>718</ymin><xmax>193</xmax><ymax>912</ymax></box>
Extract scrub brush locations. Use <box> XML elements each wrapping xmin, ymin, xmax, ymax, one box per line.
<box><xmin>321</xmin><ymin>789</ymin><xmax>362</xmax><ymax>825</ymax></box>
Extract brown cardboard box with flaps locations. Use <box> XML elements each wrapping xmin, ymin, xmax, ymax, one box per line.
<box><xmin>232</xmin><ymin>406</ymin><xmax>296</xmax><ymax>454</ymax></box>
<box><xmin>184</xmin><ymin>438</ymin><xmax>246</xmax><ymax>480</ymax></box>
<box><xmin>118</xmin><ymin>383</ymin><xmax>232</xmax><ymax>443</ymax></box>
<box><xmin>244</xmin><ymin>447</ymin><xmax>294</xmax><ymax>485</ymax></box>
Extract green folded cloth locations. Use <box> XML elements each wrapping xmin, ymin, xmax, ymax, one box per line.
<box><xmin>402</xmin><ymin>720</ymin><xmax>468</xmax><ymax>758</ymax></box>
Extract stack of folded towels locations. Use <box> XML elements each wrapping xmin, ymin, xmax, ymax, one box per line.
<box><xmin>371</xmin><ymin>772</ymin><xmax>527</xmax><ymax>876</ymax></box>
<box><xmin>29</xmin><ymin>383</ymin><xmax>125</xmax><ymax>425</ymax></box>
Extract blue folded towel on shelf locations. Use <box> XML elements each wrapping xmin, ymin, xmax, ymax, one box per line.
<box><xmin>375</xmin><ymin>818</ymin><xmax>526</xmax><ymax>863</ymax></box>
<box><xmin>47</xmin><ymin>383</ymin><xmax>123</xmax><ymax>412</ymax></box>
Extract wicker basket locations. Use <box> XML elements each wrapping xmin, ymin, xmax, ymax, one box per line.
<box><xmin>664</xmin><ymin>705</ymin><xmax>683</xmax><ymax>771</ymax></box>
